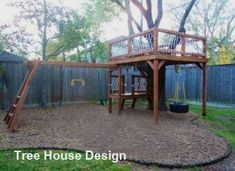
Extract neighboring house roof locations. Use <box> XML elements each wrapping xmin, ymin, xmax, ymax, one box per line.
<box><xmin>0</xmin><ymin>51</ymin><xmax>25</xmax><ymax>62</ymax></box>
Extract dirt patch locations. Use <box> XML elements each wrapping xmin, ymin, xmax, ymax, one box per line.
<box><xmin>0</xmin><ymin>104</ymin><xmax>230</xmax><ymax>168</ymax></box>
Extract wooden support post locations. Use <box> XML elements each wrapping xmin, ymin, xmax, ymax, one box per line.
<box><xmin>121</xmin><ymin>99</ymin><xmax>125</xmax><ymax>110</ymax></box>
<box><xmin>202</xmin><ymin>63</ymin><xmax>207</xmax><ymax>116</ymax></box>
<box><xmin>195</xmin><ymin>63</ymin><xmax>203</xmax><ymax>70</ymax></box>
<box><xmin>153</xmin><ymin>60</ymin><xmax>159</xmax><ymax>123</ymax></box>
<box><xmin>131</xmin><ymin>75</ymin><xmax>136</xmax><ymax>109</ymax></box>
<box><xmin>147</xmin><ymin>61</ymin><xmax>154</xmax><ymax>70</ymax></box>
<box><xmin>118</xmin><ymin>66</ymin><xmax>122</xmax><ymax>114</ymax></box>
<box><xmin>146</xmin><ymin>75</ymin><xmax>151</xmax><ymax>109</ymax></box>
<box><xmin>131</xmin><ymin>99</ymin><xmax>136</xmax><ymax>109</ymax></box>
<box><xmin>158</xmin><ymin>60</ymin><xmax>165</xmax><ymax>70</ymax></box>
<box><xmin>108</xmin><ymin>70</ymin><xmax>113</xmax><ymax>113</ymax></box>
<box><xmin>121</xmin><ymin>75</ymin><xmax>125</xmax><ymax>110</ymax></box>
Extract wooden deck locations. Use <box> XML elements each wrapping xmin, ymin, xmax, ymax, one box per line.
<box><xmin>108</xmin><ymin>27</ymin><xmax>207</xmax><ymax>124</ymax></box>
<box><xmin>108</xmin><ymin>27</ymin><xmax>207</xmax><ymax>64</ymax></box>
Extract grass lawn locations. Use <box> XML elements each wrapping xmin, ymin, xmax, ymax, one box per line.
<box><xmin>0</xmin><ymin>149</ymin><xmax>130</xmax><ymax>171</ymax></box>
<box><xmin>190</xmin><ymin>104</ymin><xmax>235</xmax><ymax>149</ymax></box>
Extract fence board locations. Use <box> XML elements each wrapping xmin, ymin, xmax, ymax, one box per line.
<box><xmin>0</xmin><ymin>62</ymin><xmax>234</xmax><ymax>109</ymax></box>
<box><xmin>166</xmin><ymin>64</ymin><xmax>235</xmax><ymax>107</ymax></box>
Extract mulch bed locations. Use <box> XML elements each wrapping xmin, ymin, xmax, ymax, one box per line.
<box><xmin>0</xmin><ymin>104</ymin><xmax>231</xmax><ymax>168</ymax></box>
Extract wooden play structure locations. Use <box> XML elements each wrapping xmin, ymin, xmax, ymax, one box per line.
<box><xmin>4</xmin><ymin>61</ymin><xmax>116</xmax><ymax>132</ymax></box>
<box><xmin>3</xmin><ymin>27</ymin><xmax>207</xmax><ymax>132</ymax></box>
<box><xmin>109</xmin><ymin>74</ymin><xmax>150</xmax><ymax>111</ymax></box>
<box><xmin>108</xmin><ymin>27</ymin><xmax>207</xmax><ymax>122</ymax></box>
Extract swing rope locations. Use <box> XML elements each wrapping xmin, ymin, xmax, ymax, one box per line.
<box><xmin>173</xmin><ymin>65</ymin><xmax>187</xmax><ymax>104</ymax></box>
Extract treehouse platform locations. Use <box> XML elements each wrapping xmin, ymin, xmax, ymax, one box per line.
<box><xmin>108</xmin><ymin>27</ymin><xmax>207</xmax><ymax>123</ymax></box>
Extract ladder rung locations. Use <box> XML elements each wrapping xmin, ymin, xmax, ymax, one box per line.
<box><xmin>8</xmin><ymin>113</ymin><xmax>13</xmax><ymax>117</ymax></box>
<box><xmin>5</xmin><ymin>60</ymin><xmax>39</xmax><ymax>132</ymax></box>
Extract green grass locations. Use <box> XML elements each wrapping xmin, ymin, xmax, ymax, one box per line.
<box><xmin>0</xmin><ymin>149</ymin><xmax>130</xmax><ymax>171</ymax></box>
<box><xmin>189</xmin><ymin>104</ymin><xmax>235</xmax><ymax>149</ymax></box>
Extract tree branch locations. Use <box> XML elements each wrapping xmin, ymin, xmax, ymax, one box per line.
<box><xmin>155</xmin><ymin>0</ymin><xmax>163</xmax><ymax>27</ymax></box>
<box><xmin>47</xmin><ymin>45</ymin><xmax>65</xmax><ymax>59</ymax></box>
<box><xmin>170</xmin><ymin>0</ymin><xmax>197</xmax><ymax>49</ymax></box>
<box><xmin>125</xmin><ymin>0</ymin><xmax>134</xmax><ymax>35</ymax></box>
<box><xmin>145</xmin><ymin>0</ymin><xmax>154</xmax><ymax>28</ymax></box>
<box><xmin>46</xmin><ymin>35</ymin><xmax>60</xmax><ymax>44</ymax></box>
<box><xmin>131</xmin><ymin>0</ymin><xmax>147</xmax><ymax>17</ymax></box>
<box><xmin>226</xmin><ymin>14</ymin><xmax>235</xmax><ymax>39</ymax></box>
<box><xmin>179</xmin><ymin>0</ymin><xmax>197</xmax><ymax>32</ymax></box>
<box><xmin>112</xmin><ymin>0</ymin><xmax>142</xmax><ymax>32</ymax></box>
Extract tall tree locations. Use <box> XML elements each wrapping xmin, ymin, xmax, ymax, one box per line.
<box><xmin>46</xmin><ymin>11</ymin><xmax>89</xmax><ymax>61</ymax></box>
<box><xmin>0</xmin><ymin>24</ymin><xmax>32</xmax><ymax>55</ymax></box>
<box><xmin>112</xmin><ymin>0</ymin><xmax>197</xmax><ymax>110</ymax></box>
<box><xmin>176</xmin><ymin>0</ymin><xmax>235</xmax><ymax>64</ymax></box>
<box><xmin>6</xmin><ymin>0</ymin><xmax>74</xmax><ymax>60</ymax></box>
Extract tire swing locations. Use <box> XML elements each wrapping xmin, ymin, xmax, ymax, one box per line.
<box><xmin>169</xmin><ymin>65</ymin><xmax>189</xmax><ymax>113</ymax></box>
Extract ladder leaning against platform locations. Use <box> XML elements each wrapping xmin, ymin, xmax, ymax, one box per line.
<box><xmin>3</xmin><ymin>60</ymin><xmax>115</xmax><ymax>132</ymax></box>
<box><xmin>3</xmin><ymin>60</ymin><xmax>40</xmax><ymax>132</ymax></box>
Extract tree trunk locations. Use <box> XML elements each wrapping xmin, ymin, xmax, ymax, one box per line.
<box><xmin>115</xmin><ymin>0</ymin><xmax>196</xmax><ymax>111</ymax></box>
<box><xmin>62</xmin><ymin>51</ymin><xmax>66</xmax><ymax>61</ymax></box>
<box><xmin>41</xmin><ymin>0</ymin><xmax>48</xmax><ymax>108</ymax></box>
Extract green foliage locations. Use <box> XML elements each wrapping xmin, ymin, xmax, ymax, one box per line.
<box><xmin>84</xmin><ymin>0</ymin><xmax>120</xmax><ymax>31</ymax></box>
<box><xmin>190</xmin><ymin>104</ymin><xmax>235</xmax><ymax>149</ymax></box>
<box><xmin>0</xmin><ymin>34</ymin><xmax>4</xmax><ymax>52</ymax></box>
<box><xmin>0</xmin><ymin>149</ymin><xmax>130</xmax><ymax>171</ymax></box>
<box><xmin>218</xmin><ymin>46</ymin><xmax>234</xmax><ymax>64</ymax></box>
<box><xmin>208</xmin><ymin>36</ymin><xmax>235</xmax><ymax>64</ymax></box>
<box><xmin>1</xmin><ymin>0</ymin><xmax>120</xmax><ymax>61</ymax></box>
<box><xmin>91</xmin><ymin>41</ymin><xmax>109</xmax><ymax>63</ymax></box>
<box><xmin>173</xmin><ymin>0</ymin><xmax>235</xmax><ymax>64</ymax></box>
<box><xmin>47</xmin><ymin>11</ymin><xmax>90</xmax><ymax>60</ymax></box>
<box><xmin>47</xmin><ymin>0</ymin><xmax>119</xmax><ymax>62</ymax></box>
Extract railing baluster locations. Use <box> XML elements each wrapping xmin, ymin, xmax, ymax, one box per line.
<box><xmin>203</xmin><ymin>39</ymin><xmax>207</xmax><ymax>57</ymax></box>
<box><xmin>128</xmin><ymin>38</ymin><xmax>131</xmax><ymax>56</ymax></box>
<box><xmin>154</xmin><ymin>27</ymin><xmax>158</xmax><ymax>53</ymax></box>
<box><xmin>181</xmin><ymin>33</ymin><xmax>186</xmax><ymax>56</ymax></box>
<box><xmin>109</xmin><ymin>43</ymin><xmax>112</xmax><ymax>58</ymax></box>
<box><xmin>109</xmin><ymin>28</ymin><xmax>206</xmax><ymax>61</ymax></box>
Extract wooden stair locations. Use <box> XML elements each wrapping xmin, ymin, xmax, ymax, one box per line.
<box><xmin>3</xmin><ymin>60</ymin><xmax>40</xmax><ymax>132</ymax></box>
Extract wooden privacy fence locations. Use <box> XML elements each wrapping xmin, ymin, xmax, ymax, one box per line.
<box><xmin>0</xmin><ymin>62</ymin><xmax>109</xmax><ymax>108</ymax></box>
<box><xmin>1</xmin><ymin>62</ymin><xmax>235</xmax><ymax>109</ymax></box>
<box><xmin>166</xmin><ymin>64</ymin><xmax>235</xmax><ymax>106</ymax></box>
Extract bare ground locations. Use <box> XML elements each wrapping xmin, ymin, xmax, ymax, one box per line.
<box><xmin>0</xmin><ymin>103</ymin><xmax>232</xmax><ymax>170</ymax></box>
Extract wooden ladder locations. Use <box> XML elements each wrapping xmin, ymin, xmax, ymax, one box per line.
<box><xmin>3</xmin><ymin>60</ymin><xmax>40</xmax><ymax>132</ymax></box>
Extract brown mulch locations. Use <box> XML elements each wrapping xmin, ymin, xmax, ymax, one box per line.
<box><xmin>0</xmin><ymin>103</ymin><xmax>231</xmax><ymax>168</ymax></box>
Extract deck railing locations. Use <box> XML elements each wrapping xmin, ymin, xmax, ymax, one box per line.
<box><xmin>109</xmin><ymin>27</ymin><xmax>206</xmax><ymax>61</ymax></box>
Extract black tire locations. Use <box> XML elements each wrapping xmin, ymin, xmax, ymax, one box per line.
<box><xmin>169</xmin><ymin>102</ymin><xmax>189</xmax><ymax>113</ymax></box>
